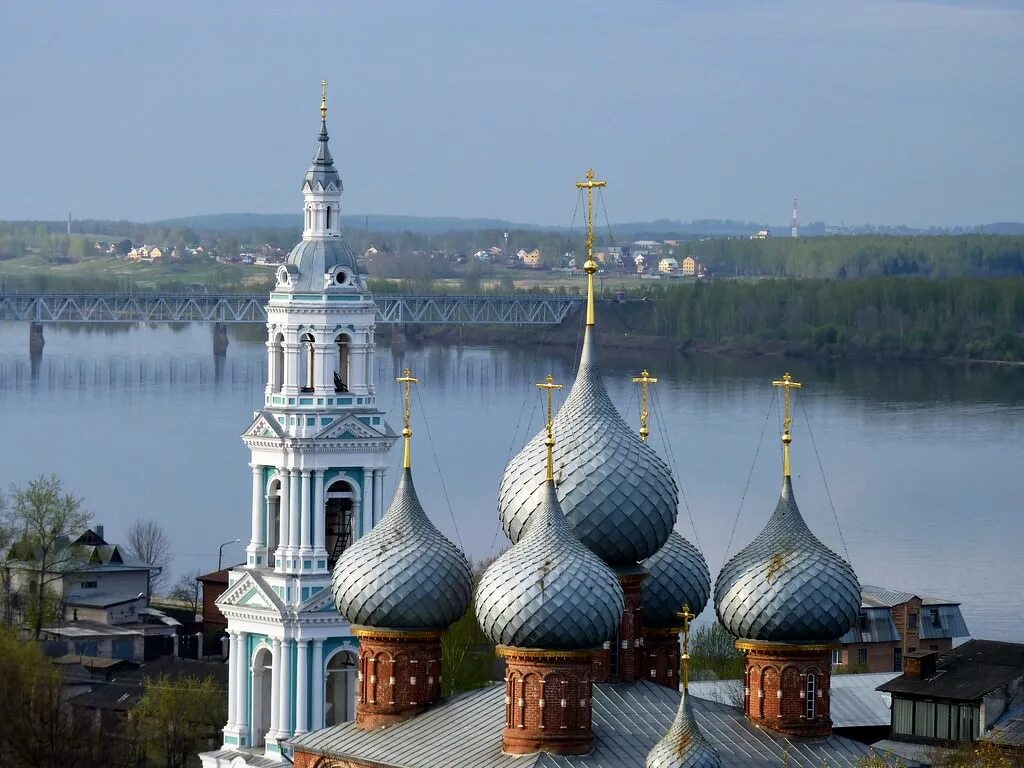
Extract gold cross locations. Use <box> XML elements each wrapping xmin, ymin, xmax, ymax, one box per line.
<box><xmin>771</xmin><ymin>372</ymin><xmax>802</xmax><ymax>477</ymax></box>
<box><xmin>677</xmin><ymin>603</ymin><xmax>696</xmax><ymax>693</ymax></box>
<box><xmin>321</xmin><ymin>79</ymin><xmax>328</xmax><ymax>121</ymax></box>
<box><xmin>536</xmin><ymin>374</ymin><xmax>563</xmax><ymax>481</ymax></box>
<box><xmin>632</xmin><ymin>369</ymin><xmax>658</xmax><ymax>442</ymax></box>
<box><xmin>396</xmin><ymin>367</ymin><xmax>418</xmax><ymax>468</ymax></box>
<box><xmin>575</xmin><ymin>168</ymin><xmax>607</xmax><ymax>326</ymax></box>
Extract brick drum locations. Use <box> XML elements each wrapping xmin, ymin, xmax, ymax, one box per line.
<box><xmin>592</xmin><ymin>571</ymin><xmax>645</xmax><ymax>684</ymax></box>
<box><xmin>352</xmin><ymin>627</ymin><xmax>443</xmax><ymax>730</ymax></box>
<box><xmin>643</xmin><ymin>626</ymin><xmax>681</xmax><ymax>689</ymax></box>
<box><xmin>738</xmin><ymin>639</ymin><xmax>836</xmax><ymax>738</ymax></box>
<box><xmin>498</xmin><ymin>646</ymin><xmax>596</xmax><ymax>755</ymax></box>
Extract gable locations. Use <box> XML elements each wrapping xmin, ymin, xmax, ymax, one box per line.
<box><xmin>315</xmin><ymin>414</ymin><xmax>387</xmax><ymax>441</ymax></box>
<box><xmin>216</xmin><ymin>571</ymin><xmax>284</xmax><ymax>616</ymax></box>
<box><xmin>243</xmin><ymin>411</ymin><xmax>284</xmax><ymax>439</ymax></box>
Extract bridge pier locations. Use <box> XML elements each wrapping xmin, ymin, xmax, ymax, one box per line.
<box><xmin>29</xmin><ymin>322</ymin><xmax>45</xmax><ymax>355</ymax></box>
<box><xmin>213</xmin><ymin>322</ymin><xmax>229</xmax><ymax>355</ymax></box>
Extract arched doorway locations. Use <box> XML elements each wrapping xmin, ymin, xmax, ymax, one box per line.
<box><xmin>270</xmin><ymin>333</ymin><xmax>284</xmax><ymax>393</ymax></box>
<box><xmin>334</xmin><ymin>333</ymin><xmax>351</xmax><ymax>392</ymax></box>
<box><xmin>300</xmin><ymin>332</ymin><xmax>316</xmax><ymax>392</ymax></box>
<box><xmin>325</xmin><ymin>650</ymin><xmax>356</xmax><ymax>726</ymax></box>
<box><xmin>324</xmin><ymin>481</ymin><xmax>355</xmax><ymax>570</ymax></box>
<box><xmin>267</xmin><ymin>478</ymin><xmax>282</xmax><ymax>555</ymax></box>
<box><xmin>251</xmin><ymin>646</ymin><xmax>274</xmax><ymax>746</ymax></box>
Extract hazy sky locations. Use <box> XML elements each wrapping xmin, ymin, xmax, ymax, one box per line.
<box><xmin>2</xmin><ymin>0</ymin><xmax>1022</xmax><ymax>226</ymax></box>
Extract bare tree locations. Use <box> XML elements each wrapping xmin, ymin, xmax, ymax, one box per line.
<box><xmin>125</xmin><ymin>519</ymin><xmax>171</xmax><ymax>596</ymax></box>
<box><xmin>4</xmin><ymin>475</ymin><xmax>88</xmax><ymax>639</ymax></box>
<box><xmin>169</xmin><ymin>570</ymin><xmax>201</xmax><ymax>619</ymax></box>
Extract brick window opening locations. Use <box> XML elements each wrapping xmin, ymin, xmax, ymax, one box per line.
<box><xmin>908</xmin><ymin>612</ymin><xmax>918</xmax><ymax>629</ymax></box>
<box><xmin>806</xmin><ymin>674</ymin><xmax>816</xmax><ymax>719</ymax></box>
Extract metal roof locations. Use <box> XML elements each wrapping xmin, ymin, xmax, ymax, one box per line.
<box><xmin>984</xmin><ymin>696</ymin><xmax>1024</xmax><ymax>747</ymax></box>
<box><xmin>689</xmin><ymin>673</ymin><xmax>900</xmax><ymax>728</ymax></box>
<box><xmin>879</xmin><ymin>640</ymin><xmax>1024</xmax><ymax>702</ymax></box>
<box><xmin>840</xmin><ymin>607</ymin><xmax>901</xmax><ymax>644</ymax></box>
<box><xmin>290</xmin><ymin>680</ymin><xmax>893</xmax><ymax>768</ymax></box>
<box><xmin>919</xmin><ymin>605</ymin><xmax>970</xmax><ymax>639</ymax></box>
<box><xmin>861</xmin><ymin>586</ymin><xmax>916</xmax><ymax>608</ymax></box>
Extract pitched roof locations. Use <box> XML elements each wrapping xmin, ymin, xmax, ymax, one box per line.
<box><xmin>878</xmin><ymin>640</ymin><xmax>1024</xmax><ymax>701</ymax></box>
<box><xmin>290</xmin><ymin>680</ymin><xmax>887</xmax><ymax>768</ymax></box>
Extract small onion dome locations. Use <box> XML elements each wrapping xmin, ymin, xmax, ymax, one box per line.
<box><xmin>646</xmin><ymin>692</ymin><xmax>721</xmax><ymax>768</ymax></box>
<box><xmin>332</xmin><ymin>468</ymin><xmax>472</xmax><ymax>630</ymax></box>
<box><xmin>714</xmin><ymin>477</ymin><xmax>860</xmax><ymax>642</ymax></box>
<box><xmin>476</xmin><ymin>479</ymin><xmax>623</xmax><ymax>649</ymax></box>
<box><xmin>497</xmin><ymin>329</ymin><xmax>677</xmax><ymax>566</ymax></box>
<box><xmin>642</xmin><ymin>531</ymin><xmax>711</xmax><ymax>629</ymax></box>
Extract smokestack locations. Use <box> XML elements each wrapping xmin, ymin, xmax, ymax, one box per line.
<box><xmin>791</xmin><ymin>197</ymin><xmax>798</xmax><ymax>239</ymax></box>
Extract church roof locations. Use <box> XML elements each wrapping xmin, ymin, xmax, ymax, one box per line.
<box><xmin>289</xmin><ymin>680</ymin><xmax>890</xmax><ymax>768</ymax></box>
<box><xmin>282</xmin><ymin>237</ymin><xmax>361</xmax><ymax>293</ymax></box>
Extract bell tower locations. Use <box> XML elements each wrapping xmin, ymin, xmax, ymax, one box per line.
<box><xmin>208</xmin><ymin>82</ymin><xmax>397</xmax><ymax>763</ymax></box>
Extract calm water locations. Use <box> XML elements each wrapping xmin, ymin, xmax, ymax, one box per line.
<box><xmin>1</xmin><ymin>322</ymin><xmax>1022</xmax><ymax>641</ymax></box>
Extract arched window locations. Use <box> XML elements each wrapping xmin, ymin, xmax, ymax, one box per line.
<box><xmin>270</xmin><ymin>333</ymin><xmax>284</xmax><ymax>393</ymax></box>
<box><xmin>300</xmin><ymin>332</ymin><xmax>315</xmax><ymax>392</ymax></box>
<box><xmin>326</xmin><ymin>205</ymin><xmax>332</xmax><ymax>229</ymax></box>
<box><xmin>334</xmin><ymin>333</ymin><xmax>351</xmax><ymax>392</ymax></box>
<box><xmin>806</xmin><ymin>673</ymin><xmax>817</xmax><ymax>719</ymax></box>
<box><xmin>325</xmin><ymin>651</ymin><xmax>356</xmax><ymax>726</ymax></box>
<box><xmin>267</xmin><ymin>479</ymin><xmax>282</xmax><ymax>556</ymax></box>
<box><xmin>325</xmin><ymin>481</ymin><xmax>354</xmax><ymax>569</ymax></box>
<box><xmin>252</xmin><ymin>647</ymin><xmax>274</xmax><ymax>746</ymax></box>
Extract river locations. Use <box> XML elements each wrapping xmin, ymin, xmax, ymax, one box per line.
<box><xmin>1</xmin><ymin>322</ymin><xmax>1021</xmax><ymax>641</ymax></box>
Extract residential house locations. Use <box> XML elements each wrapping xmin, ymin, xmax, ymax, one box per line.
<box><xmin>197</xmin><ymin>566</ymin><xmax>230</xmax><ymax>636</ymax></box>
<box><xmin>751</xmin><ymin>229</ymin><xmax>771</xmax><ymax>240</ymax></box>
<box><xmin>837</xmin><ymin>584</ymin><xmax>970</xmax><ymax>673</ymax></box>
<box><xmin>681</xmin><ymin>255</ymin><xmax>701</xmax><ymax>276</ymax></box>
<box><xmin>518</xmin><ymin>248</ymin><xmax>542</xmax><ymax>267</ymax></box>
<box><xmin>658</xmin><ymin>257</ymin><xmax>679</xmax><ymax>274</ymax></box>
<box><xmin>875</xmin><ymin>640</ymin><xmax>1024</xmax><ymax>753</ymax></box>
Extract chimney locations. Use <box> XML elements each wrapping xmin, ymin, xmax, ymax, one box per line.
<box><xmin>904</xmin><ymin>650</ymin><xmax>938</xmax><ymax>679</ymax></box>
<box><xmin>93</xmin><ymin>522</ymin><xmax>105</xmax><ymax>542</ymax></box>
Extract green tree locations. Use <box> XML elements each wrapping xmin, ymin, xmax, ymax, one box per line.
<box><xmin>132</xmin><ymin>674</ymin><xmax>226</xmax><ymax>768</ymax></box>
<box><xmin>689</xmin><ymin>622</ymin><xmax>745</xmax><ymax>681</ymax></box>
<box><xmin>4</xmin><ymin>475</ymin><xmax>89</xmax><ymax>639</ymax></box>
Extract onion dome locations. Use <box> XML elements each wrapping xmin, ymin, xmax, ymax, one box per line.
<box><xmin>497</xmin><ymin>328</ymin><xmax>677</xmax><ymax>565</ymax></box>
<box><xmin>332</xmin><ymin>468</ymin><xmax>472</xmax><ymax>630</ymax></box>
<box><xmin>646</xmin><ymin>692</ymin><xmax>721</xmax><ymax>768</ymax></box>
<box><xmin>332</xmin><ymin>368</ymin><xmax>472</xmax><ymax>630</ymax></box>
<box><xmin>477</xmin><ymin>479</ymin><xmax>623</xmax><ymax>648</ymax></box>
<box><xmin>714</xmin><ymin>477</ymin><xmax>859</xmax><ymax>641</ymax></box>
<box><xmin>642</xmin><ymin>531</ymin><xmax>711</xmax><ymax>629</ymax></box>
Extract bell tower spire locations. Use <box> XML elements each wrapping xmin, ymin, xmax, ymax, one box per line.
<box><xmin>303</xmin><ymin>79</ymin><xmax>343</xmax><ymax>241</ymax></box>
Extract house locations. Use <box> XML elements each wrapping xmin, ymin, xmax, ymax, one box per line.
<box><xmin>682</xmin><ymin>255</ymin><xmax>701</xmax><ymax>276</ymax></box>
<box><xmin>837</xmin><ymin>585</ymin><xmax>970</xmax><ymax>673</ymax></box>
<box><xmin>751</xmin><ymin>229</ymin><xmax>771</xmax><ymax>239</ymax></box>
<box><xmin>518</xmin><ymin>248</ymin><xmax>542</xmax><ymax>267</ymax></box>
<box><xmin>875</xmin><ymin>640</ymin><xmax>1024</xmax><ymax>752</ymax></box>
<box><xmin>473</xmin><ymin>249</ymin><xmax>490</xmax><ymax>262</ymax></box>
<box><xmin>126</xmin><ymin>245</ymin><xmax>165</xmax><ymax>262</ymax></box>
<box><xmin>197</xmin><ymin>566</ymin><xmax>230</xmax><ymax>636</ymax></box>
<box><xmin>658</xmin><ymin>257</ymin><xmax>679</xmax><ymax>274</ymax></box>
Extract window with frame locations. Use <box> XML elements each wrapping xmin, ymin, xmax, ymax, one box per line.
<box><xmin>857</xmin><ymin>648</ymin><xmax>868</xmax><ymax>666</ymax></box>
<box><xmin>908</xmin><ymin>612</ymin><xmax>918</xmax><ymax>629</ymax></box>
<box><xmin>894</xmin><ymin>648</ymin><xmax>903</xmax><ymax>672</ymax></box>
<box><xmin>831</xmin><ymin>649</ymin><xmax>842</xmax><ymax>665</ymax></box>
<box><xmin>80</xmin><ymin>580</ymin><xmax>98</xmax><ymax>589</ymax></box>
<box><xmin>806</xmin><ymin>674</ymin><xmax>816</xmax><ymax>719</ymax></box>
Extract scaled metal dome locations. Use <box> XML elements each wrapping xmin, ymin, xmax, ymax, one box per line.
<box><xmin>646</xmin><ymin>693</ymin><xmax>722</xmax><ymax>768</ymax></box>
<box><xmin>497</xmin><ymin>329</ymin><xmax>677</xmax><ymax>566</ymax></box>
<box><xmin>332</xmin><ymin>468</ymin><xmax>472</xmax><ymax>630</ymax></box>
<box><xmin>714</xmin><ymin>477</ymin><xmax>860</xmax><ymax>642</ymax></box>
<box><xmin>642</xmin><ymin>530</ymin><xmax>711</xmax><ymax>629</ymax></box>
<box><xmin>476</xmin><ymin>480</ymin><xmax>624</xmax><ymax>649</ymax></box>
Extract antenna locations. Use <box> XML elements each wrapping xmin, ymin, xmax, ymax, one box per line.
<box><xmin>791</xmin><ymin>197</ymin><xmax>799</xmax><ymax>239</ymax></box>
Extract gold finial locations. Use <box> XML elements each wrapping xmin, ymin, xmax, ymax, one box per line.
<box><xmin>575</xmin><ymin>168</ymin><xmax>607</xmax><ymax>327</ymax></box>
<box><xmin>677</xmin><ymin>603</ymin><xmax>696</xmax><ymax>693</ymax></box>
<box><xmin>632</xmin><ymin>369</ymin><xmax>658</xmax><ymax>442</ymax></box>
<box><xmin>396</xmin><ymin>367</ymin><xmax>418</xmax><ymax>469</ymax></box>
<box><xmin>771</xmin><ymin>372</ymin><xmax>803</xmax><ymax>478</ymax></box>
<box><xmin>536</xmin><ymin>374</ymin><xmax>564</xmax><ymax>482</ymax></box>
<box><xmin>321</xmin><ymin>79</ymin><xmax>328</xmax><ymax>121</ymax></box>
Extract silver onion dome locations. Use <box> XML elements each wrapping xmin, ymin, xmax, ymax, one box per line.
<box><xmin>714</xmin><ymin>477</ymin><xmax>860</xmax><ymax>642</ymax></box>
<box><xmin>332</xmin><ymin>469</ymin><xmax>472</xmax><ymax>630</ymax></box>
<box><xmin>497</xmin><ymin>329</ymin><xmax>677</xmax><ymax>565</ymax></box>
<box><xmin>642</xmin><ymin>531</ymin><xmax>711</xmax><ymax>628</ymax></box>
<box><xmin>476</xmin><ymin>480</ymin><xmax>624</xmax><ymax>649</ymax></box>
<box><xmin>646</xmin><ymin>692</ymin><xmax>721</xmax><ymax>768</ymax></box>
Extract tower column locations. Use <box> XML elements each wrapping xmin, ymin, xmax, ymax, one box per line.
<box><xmin>235</xmin><ymin>631</ymin><xmax>249</xmax><ymax>738</ymax></box>
<box><xmin>269</xmin><ymin>638</ymin><xmax>282</xmax><ymax>740</ymax></box>
<box><xmin>362</xmin><ymin>470</ymin><xmax>375</xmax><ymax>536</ymax></box>
<box><xmin>277</xmin><ymin>471</ymin><xmax>290</xmax><ymax>568</ymax></box>
<box><xmin>350</xmin><ymin>343</ymin><xmax>367</xmax><ymax>393</ymax></box>
<box><xmin>313</xmin><ymin>470</ymin><xmax>325</xmax><ymax>554</ymax></box>
<box><xmin>282</xmin><ymin>341</ymin><xmax>301</xmax><ymax>395</ymax></box>
<box><xmin>248</xmin><ymin>465</ymin><xmax>264</xmax><ymax>564</ymax></box>
<box><xmin>312</xmin><ymin>639</ymin><xmax>325</xmax><ymax>729</ymax></box>
<box><xmin>296</xmin><ymin>640</ymin><xmax>310</xmax><ymax>734</ymax></box>
<box><xmin>225</xmin><ymin>631</ymin><xmax>239</xmax><ymax>730</ymax></box>
<box><xmin>278</xmin><ymin>639</ymin><xmax>293</xmax><ymax>737</ymax></box>
<box><xmin>289</xmin><ymin>470</ymin><xmax>301</xmax><ymax>558</ymax></box>
<box><xmin>300</xmin><ymin>470</ymin><xmax>311</xmax><ymax>552</ymax></box>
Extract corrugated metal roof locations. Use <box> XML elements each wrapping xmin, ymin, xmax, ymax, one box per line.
<box><xmin>861</xmin><ymin>585</ymin><xmax>915</xmax><ymax>608</ymax></box>
<box><xmin>919</xmin><ymin>605</ymin><xmax>970</xmax><ymax>639</ymax></box>
<box><xmin>289</xmin><ymin>680</ymin><xmax>898</xmax><ymax>768</ymax></box>
<box><xmin>879</xmin><ymin>640</ymin><xmax>1024</xmax><ymax>701</ymax></box>
<box><xmin>689</xmin><ymin>673</ymin><xmax>900</xmax><ymax>729</ymax></box>
<box><xmin>984</xmin><ymin>697</ymin><xmax>1024</xmax><ymax>747</ymax></box>
<box><xmin>841</xmin><ymin>607</ymin><xmax>901</xmax><ymax>644</ymax></box>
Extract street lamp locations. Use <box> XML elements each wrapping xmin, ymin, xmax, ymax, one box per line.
<box><xmin>218</xmin><ymin>538</ymin><xmax>241</xmax><ymax>571</ymax></box>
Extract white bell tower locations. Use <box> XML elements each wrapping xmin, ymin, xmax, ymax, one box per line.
<box><xmin>206</xmin><ymin>82</ymin><xmax>397</xmax><ymax>764</ymax></box>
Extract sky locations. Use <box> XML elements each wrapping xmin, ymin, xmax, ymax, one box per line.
<box><xmin>1</xmin><ymin>0</ymin><xmax>1022</xmax><ymax>227</ymax></box>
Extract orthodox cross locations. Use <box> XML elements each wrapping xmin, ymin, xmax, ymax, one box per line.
<box><xmin>632</xmin><ymin>369</ymin><xmax>658</xmax><ymax>443</ymax></box>
<box><xmin>677</xmin><ymin>603</ymin><xmax>696</xmax><ymax>693</ymax></box>
<box><xmin>321</xmin><ymin>80</ymin><xmax>328</xmax><ymax>121</ymax></box>
<box><xmin>536</xmin><ymin>374</ymin><xmax>563</xmax><ymax>481</ymax></box>
<box><xmin>771</xmin><ymin>372</ymin><xmax>802</xmax><ymax>478</ymax></box>
<box><xmin>575</xmin><ymin>169</ymin><xmax>606</xmax><ymax>327</ymax></box>
<box><xmin>396</xmin><ymin>367</ymin><xmax>418</xmax><ymax>468</ymax></box>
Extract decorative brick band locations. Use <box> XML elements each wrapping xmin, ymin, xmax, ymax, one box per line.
<box><xmin>737</xmin><ymin>639</ymin><xmax>837</xmax><ymax>738</ymax></box>
<box><xmin>497</xmin><ymin>646</ymin><xmax>595</xmax><ymax>755</ymax></box>
<box><xmin>642</xmin><ymin>626</ymin><xmax>681</xmax><ymax>689</ymax></box>
<box><xmin>352</xmin><ymin>626</ymin><xmax>443</xmax><ymax>730</ymax></box>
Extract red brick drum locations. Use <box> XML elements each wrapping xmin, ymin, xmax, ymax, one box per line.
<box><xmin>738</xmin><ymin>640</ymin><xmax>836</xmax><ymax>737</ymax></box>
<box><xmin>498</xmin><ymin>646</ymin><xmax>596</xmax><ymax>755</ymax></box>
<box><xmin>643</xmin><ymin>626</ymin><xmax>681</xmax><ymax>689</ymax></box>
<box><xmin>592</xmin><ymin>571</ymin><xmax>645</xmax><ymax>684</ymax></box>
<box><xmin>352</xmin><ymin>627</ymin><xmax>443</xmax><ymax>730</ymax></box>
